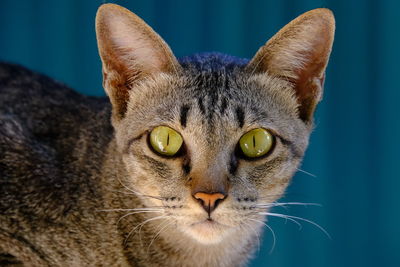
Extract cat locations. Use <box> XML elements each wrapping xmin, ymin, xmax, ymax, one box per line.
<box><xmin>0</xmin><ymin>3</ymin><xmax>334</xmax><ymax>267</ymax></box>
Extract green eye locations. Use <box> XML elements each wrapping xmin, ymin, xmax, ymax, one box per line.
<box><xmin>149</xmin><ymin>126</ymin><xmax>183</xmax><ymax>156</ymax></box>
<box><xmin>239</xmin><ymin>128</ymin><xmax>274</xmax><ymax>158</ymax></box>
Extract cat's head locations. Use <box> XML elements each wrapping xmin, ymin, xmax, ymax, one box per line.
<box><xmin>96</xmin><ymin>4</ymin><xmax>334</xmax><ymax>244</ymax></box>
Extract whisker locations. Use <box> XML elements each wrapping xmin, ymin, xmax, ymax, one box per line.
<box><xmin>117</xmin><ymin>210</ymin><xmax>164</xmax><ymax>224</ymax></box>
<box><xmin>259</xmin><ymin>212</ymin><xmax>302</xmax><ymax>229</ymax></box>
<box><xmin>259</xmin><ymin>212</ymin><xmax>331</xmax><ymax>239</ymax></box>
<box><xmin>116</xmin><ymin>176</ymin><xmax>164</xmax><ymax>201</ymax></box>
<box><xmin>124</xmin><ymin>215</ymin><xmax>167</xmax><ymax>246</ymax></box>
<box><xmin>247</xmin><ymin>218</ymin><xmax>276</xmax><ymax>254</ymax></box>
<box><xmin>138</xmin><ymin>215</ymin><xmax>168</xmax><ymax>246</ymax></box>
<box><xmin>146</xmin><ymin>219</ymin><xmax>174</xmax><ymax>254</ymax></box>
<box><xmin>117</xmin><ymin>176</ymin><xmax>138</xmax><ymax>195</ymax></box>
<box><xmin>296</xmin><ymin>168</ymin><xmax>317</xmax><ymax>178</ymax></box>
<box><xmin>256</xmin><ymin>202</ymin><xmax>322</xmax><ymax>208</ymax></box>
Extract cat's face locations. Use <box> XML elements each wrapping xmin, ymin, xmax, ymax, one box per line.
<box><xmin>96</xmin><ymin>4</ymin><xmax>334</xmax><ymax>244</ymax></box>
<box><xmin>115</xmin><ymin>70</ymin><xmax>309</xmax><ymax>243</ymax></box>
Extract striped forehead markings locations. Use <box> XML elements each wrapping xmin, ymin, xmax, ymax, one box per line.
<box><xmin>180</xmin><ymin>105</ymin><xmax>190</xmax><ymax>128</ymax></box>
<box><xmin>186</xmin><ymin>96</ymin><xmax>246</xmax><ymax>128</ymax></box>
<box><xmin>220</xmin><ymin>97</ymin><xmax>228</xmax><ymax>115</ymax></box>
<box><xmin>197</xmin><ymin>97</ymin><xmax>206</xmax><ymax>115</ymax></box>
<box><xmin>235</xmin><ymin>106</ymin><xmax>245</xmax><ymax>128</ymax></box>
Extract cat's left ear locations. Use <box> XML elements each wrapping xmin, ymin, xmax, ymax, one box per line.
<box><xmin>96</xmin><ymin>4</ymin><xmax>180</xmax><ymax>121</ymax></box>
<box><xmin>247</xmin><ymin>8</ymin><xmax>335</xmax><ymax>123</ymax></box>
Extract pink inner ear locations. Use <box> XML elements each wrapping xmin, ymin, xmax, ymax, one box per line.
<box><xmin>96</xmin><ymin>4</ymin><xmax>179</xmax><ymax>121</ymax></box>
<box><xmin>291</xmin><ymin>26</ymin><xmax>332</xmax><ymax>121</ymax></box>
<box><xmin>101</xmin><ymin>15</ymin><xmax>165</xmax><ymax>76</ymax></box>
<box><xmin>294</xmin><ymin>75</ymin><xmax>323</xmax><ymax>122</ymax></box>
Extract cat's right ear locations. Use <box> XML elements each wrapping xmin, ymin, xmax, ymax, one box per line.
<box><xmin>96</xmin><ymin>4</ymin><xmax>179</xmax><ymax>121</ymax></box>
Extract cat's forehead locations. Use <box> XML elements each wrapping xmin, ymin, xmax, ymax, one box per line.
<box><xmin>123</xmin><ymin>53</ymin><xmax>304</xmax><ymax>144</ymax></box>
<box><xmin>178</xmin><ymin>54</ymin><xmax>259</xmax><ymax>124</ymax></box>
<box><xmin>178</xmin><ymin>56</ymin><xmax>300</xmax><ymax>131</ymax></box>
<box><xmin>181</xmin><ymin>70</ymin><xmax>245</xmax><ymax>128</ymax></box>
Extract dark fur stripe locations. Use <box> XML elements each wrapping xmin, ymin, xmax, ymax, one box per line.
<box><xmin>229</xmin><ymin>156</ymin><xmax>238</xmax><ymax>175</ymax></box>
<box><xmin>139</xmin><ymin>154</ymin><xmax>171</xmax><ymax>179</ymax></box>
<box><xmin>235</xmin><ymin>106</ymin><xmax>245</xmax><ymax>128</ymax></box>
<box><xmin>220</xmin><ymin>97</ymin><xmax>228</xmax><ymax>114</ymax></box>
<box><xmin>197</xmin><ymin>97</ymin><xmax>206</xmax><ymax>115</ymax></box>
<box><xmin>0</xmin><ymin>229</ymin><xmax>49</xmax><ymax>264</ymax></box>
<box><xmin>180</xmin><ymin>105</ymin><xmax>190</xmax><ymax>128</ymax></box>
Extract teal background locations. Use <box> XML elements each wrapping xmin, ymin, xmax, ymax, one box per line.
<box><xmin>1</xmin><ymin>0</ymin><xmax>399</xmax><ymax>266</ymax></box>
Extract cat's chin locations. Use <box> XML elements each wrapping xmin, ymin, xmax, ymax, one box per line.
<box><xmin>182</xmin><ymin>219</ymin><xmax>234</xmax><ymax>244</ymax></box>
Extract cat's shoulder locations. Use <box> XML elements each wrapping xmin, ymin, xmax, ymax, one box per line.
<box><xmin>0</xmin><ymin>63</ymin><xmax>112</xmax><ymax>227</ymax></box>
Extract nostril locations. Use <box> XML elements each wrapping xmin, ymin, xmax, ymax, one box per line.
<box><xmin>193</xmin><ymin>192</ymin><xmax>227</xmax><ymax>215</ymax></box>
<box><xmin>194</xmin><ymin>196</ymin><xmax>205</xmax><ymax>206</ymax></box>
<box><xmin>213</xmin><ymin>198</ymin><xmax>224</xmax><ymax>210</ymax></box>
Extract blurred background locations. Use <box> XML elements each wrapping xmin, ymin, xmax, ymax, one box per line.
<box><xmin>1</xmin><ymin>0</ymin><xmax>399</xmax><ymax>266</ymax></box>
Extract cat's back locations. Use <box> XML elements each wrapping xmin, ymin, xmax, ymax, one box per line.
<box><xmin>0</xmin><ymin>62</ymin><xmax>111</xmax><ymax>139</ymax></box>
<box><xmin>0</xmin><ymin>62</ymin><xmax>112</xmax><ymax>227</ymax></box>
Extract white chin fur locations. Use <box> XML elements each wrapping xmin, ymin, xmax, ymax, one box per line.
<box><xmin>182</xmin><ymin>220</ymin><xmax>233</xmax><ymax>244</ymax></box>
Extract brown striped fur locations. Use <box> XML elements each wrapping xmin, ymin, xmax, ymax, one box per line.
<box><xmin>0</xmin><ymin>4</ymin><xmax>334</xmax><ymax>266</ymax></box>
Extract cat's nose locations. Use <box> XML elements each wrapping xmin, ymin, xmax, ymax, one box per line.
<box><xmin>193</xmin><ymin>192</ymin><xmax>226</xmax><ymax>215</ymax></box>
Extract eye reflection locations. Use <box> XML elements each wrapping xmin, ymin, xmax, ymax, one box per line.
<box><xmin>239</xmin><ymin>128</ymin><xmax>274</xmax><ymax>158</ymax></box>
<box><xmin>149</xmin><ymin>126</ymin><xmax>183</xmax><ymax>156</ymax></box>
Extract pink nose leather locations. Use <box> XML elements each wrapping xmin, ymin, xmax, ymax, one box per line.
<box><xmin>193</xmin><ymin>192</ymin><xmax>226</xmax><ymax>215</ymax></box>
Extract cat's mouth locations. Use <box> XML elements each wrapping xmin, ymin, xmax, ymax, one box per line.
<box><xmin>182</xmin><ymin>218</ymin><xmax>233</xmax><ymax>244</ymax></box>
<box><xmin>191</xmin><ymin>218</ymin><xmax>221</xmax><ymax>226</ymax></box>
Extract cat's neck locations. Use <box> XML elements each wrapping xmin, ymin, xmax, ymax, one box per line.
<box><xmin>152</xmin><ymin>222</ymin><xmax>256</xmax><ymax>267</ymax></box>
